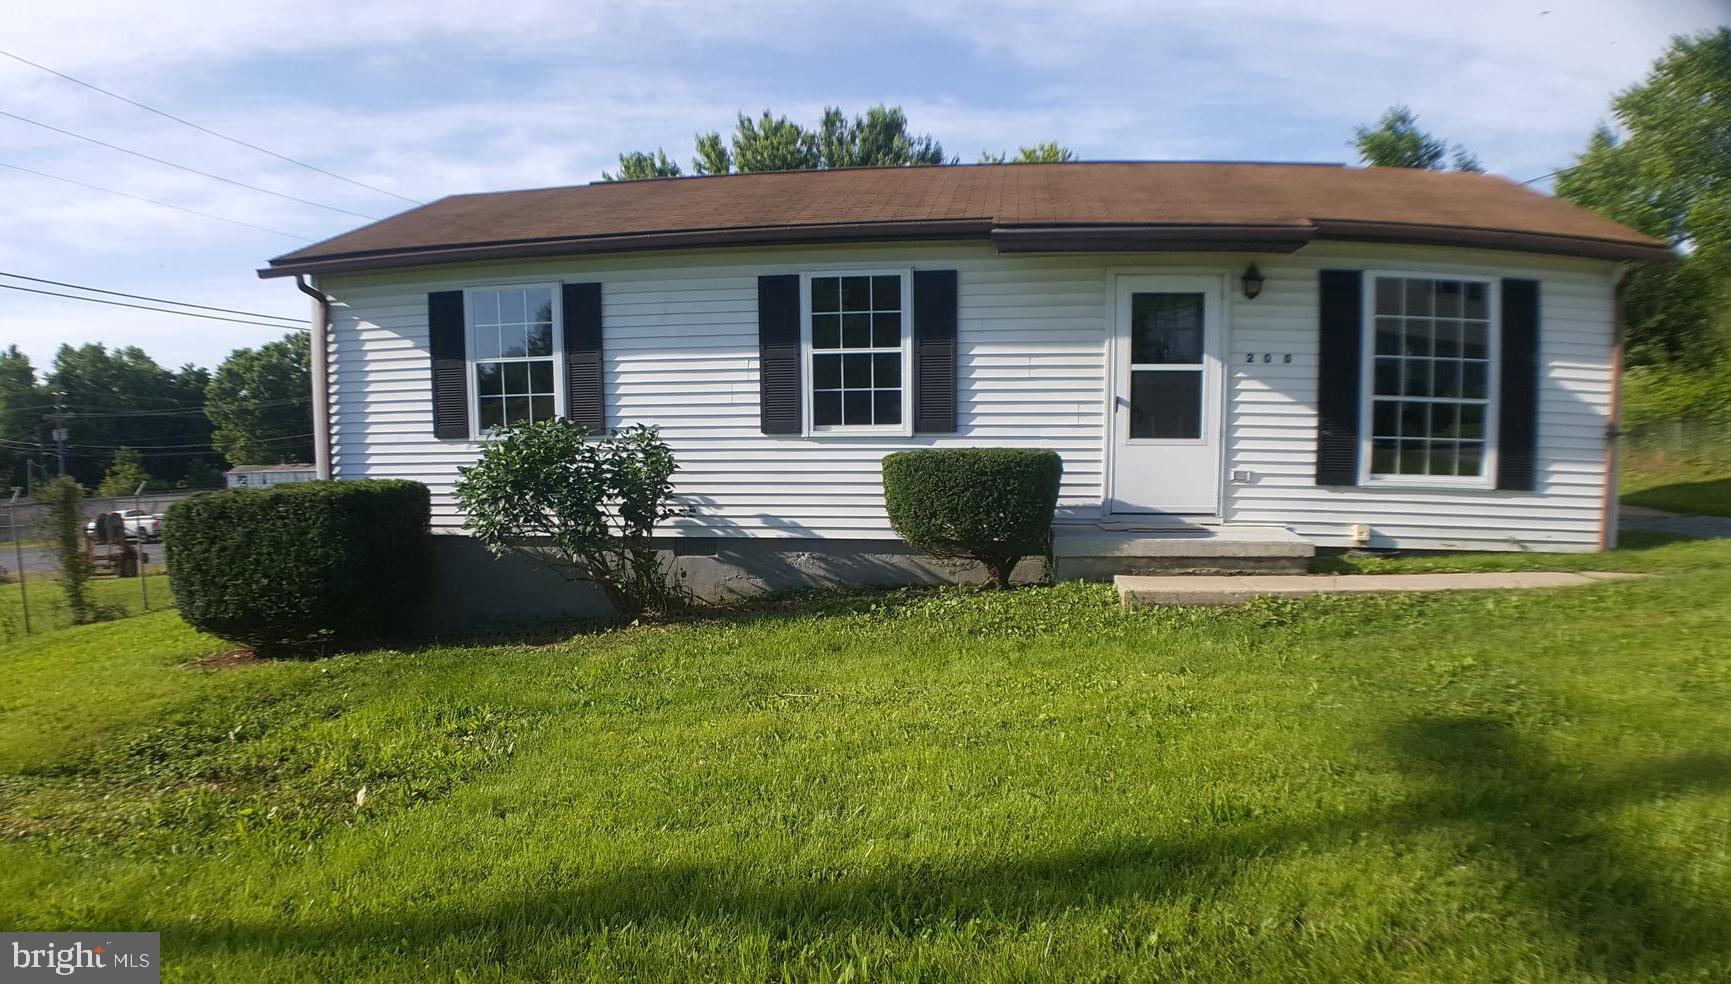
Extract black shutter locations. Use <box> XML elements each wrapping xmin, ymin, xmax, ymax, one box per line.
<box><xmin>428</xmin><ymin>290</ymin><xmax>468</xmax><ymax>440</ymax></box>
<box><xmin>913</xmin><ymin>269</ymin><xmax>959</xmax><ymax>434</ymax></box>
<box><xmin>562</xmin><ymin>282</ymin><xmax>604</xmax><ymax>434</ymax></box>
<box><xmin>1498</xmin><ymin>278</ymin><xmax>1540</xmax><ymax>491</ymax></box>
<box><xmin>1315</xmin><ymin>270</ymin><xmax>1363</xmax><ymax>486</ymax></box>
<box><xmin>758</xmin><ymin>274</ymin><xmax>801</xmax><ymax>435</ymax></box>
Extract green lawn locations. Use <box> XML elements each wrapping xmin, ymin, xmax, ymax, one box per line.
<box><xmin>1623</xmin><ymin>472</ymin><xmax>1731</xmax><ymax>517</ymax></box>
<box><xmin>1622</xmin><ymin>456</ymin><xmax>1731</xmax><ymax>517</ymax></box>
<box><xmin>1310</xmin><ymin>528</ymin><xmax>1723</xmax><ymax>574</ymax></box>
<box><xmin>3</xmin><ymin>537</ymin><xmax>1731</xmax><ymax>981</ymax></box>
<box><xmin>0</xmin><ymin>571</ymin><xmax>171</xmax><ymax>637</ymax></box>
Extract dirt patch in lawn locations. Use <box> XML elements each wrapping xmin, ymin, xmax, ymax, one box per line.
<box><xmin>187</xmin><ymin>648</ymin><xmax>261</xmax><ymax>672</ymax></box>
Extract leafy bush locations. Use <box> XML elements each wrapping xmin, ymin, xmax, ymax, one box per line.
<box><xmin>44</xmin><ymin>475</ymin><xmax>111</xmax><ymax>624</ymax></box>
<box><xmin>166</xmin><ymin>480</ymin><xmax>430</xmax><ymax>652</ymax></box>
<box><xmin>454</xmin><ymin>420</ymin><xmax>684</xmax><ymax>613</ymax></box>
<box><xmin>1623</xmin><ymin>365</ymin><xmax>1731</xmax><ymax>428</ymax></box>
<box><xmin>882</xmin><ymin>448</ymin><xmax>1063</xmax><ymax>588</ymax></box>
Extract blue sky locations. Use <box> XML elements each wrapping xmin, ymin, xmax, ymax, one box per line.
<box><xmin>3</xmin><ymin>0</ymin><xmax>1727</xmax><ymax>372</ymax></box>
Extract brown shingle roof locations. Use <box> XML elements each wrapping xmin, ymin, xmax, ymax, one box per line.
<box><xmin>261</xmin><ymin>162</ymin><xmax>1668</xmax><ymax>277</ymax></box>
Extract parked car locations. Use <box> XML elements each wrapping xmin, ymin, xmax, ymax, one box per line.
<box><xmin>86</xmin><ymin>509</ymin><xmax>163</xmax><ymax>542</ymax></box>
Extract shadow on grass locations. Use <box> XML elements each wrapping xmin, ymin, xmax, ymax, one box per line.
<box><xmin>394</xmin><ymin>582</ymin><xmax>956</xmax><ymax>652</ymax></box>
<box><xmin>133</xmin><ymin>716</ymin><xmax>1731</xmax><ymax>974</ymax></box>
<box><xmin>222</xmin><ymin>585</ymin><xmax>950</xmax><ymax>659</ymax></box>
<box><xmin>1387</xmin><ymin>717</ymin><xmax>1731</xmax><ymax>975</ymax></box>
<box><xmin>1308</xmin><ymin>528</ymin><xmax>1699</xmax><ymax>574</ymax></box>
<box><xmin>1624</xmin><ymin>477</ymin><xmax>1731</xmax><ymax>518</ymax></box>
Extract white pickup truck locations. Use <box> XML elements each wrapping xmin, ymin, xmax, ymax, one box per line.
<box><xmin>86</xmin><ymin>509</ymin><xmax>164</xmax><ymax>542</ymax></box>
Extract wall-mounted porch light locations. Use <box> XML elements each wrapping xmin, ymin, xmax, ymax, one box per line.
<box><xmin>1241</xmin><ymin>262</ymin><xmax>1265</xmax><ymax>300</ymax></box>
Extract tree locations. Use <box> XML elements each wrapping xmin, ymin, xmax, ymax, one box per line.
<box><xmin>0</xmin><ymin>346</ymin><xmax>45</xmax><ymax>490</ymax></box>
<box><xmin>180</xmin><ymin>458</ymin><xmax>223</xmax><ymax>489</ymax></box>
<box><xmin>1557</xmin><ymin>29</ymin><xmax>1731</xmax><ymax>366</ymax></box>
<box><xmin>602</xmin><ymin>148</ymin><xmax>683</xmax><ymax>182</ymax></box>
<box><xmin>44</xmin><ymin>475</ymin><xmax>107</xmax><ymax>624</ymax></box>
<box><xmin>205</xmin><ymin>332</ymin><xmax>313</xmax><ymax>465</ymax></box>
<box><xmin>47</xmin><ymin>343</ymin><xmax>216</xmax><ymax>487</ymax></box>
<box><xmin>726</xmin><ymin>110</ymin><xmax>822</xmax><ymax>172</ymax></box>
<box><xmin>980</xmin><ymin>142</ymin><xmax>1077</xmax><ymax>164</ymax></box>
<box><xmin>97</xmin><ymin>447</ymin><xmax>151</xmax><ymax>497</ymax></box>
<box><xmin>611</xmin><ymin>105</ymin><xmax>956</xmax><ymax>178</ymax></box>
<box><xmin>1450</xmin><ymin>147</ymin><xmax>1486</xmax><ymax>174</ymax></box>
<box><xmin>1353</xmin><ymin>105</ymin><xmax>1482</xmax><ymax>172</ymax></box>
<box><xmin>692</xmin><ymin>131</ymin><xmax>732</xmax><ymax>175</ymax></box>
<box><xmin>817</xmin><ymin>106</ymin><xmax>946</xmax><ymax>168</ymax></box>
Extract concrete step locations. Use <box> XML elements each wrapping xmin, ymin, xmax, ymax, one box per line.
<box><xmin>1116</xmin><ymin>571</ymin><xmax>1642</xmax><ymax>607</ymax></box>
<box><xmin>1053</xmin><ymin>525</ymin><xmax>1314</xmax><ymax>578</ymax></box>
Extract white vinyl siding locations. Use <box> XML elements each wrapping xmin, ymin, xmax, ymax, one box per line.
<box><xmin>320</xmin><ymin>243</ymin><xmax>1109</xmax><ymax>539</ymax></box>
<box><xmin>1224</xmin><ymin>243</ymin><xmax>1617</xmax><ymax>552</ymax></box>
<box><xmin>316</xmin><ymin>240</ymin><xmax>1618</xmax><ymax>552</ymax></box>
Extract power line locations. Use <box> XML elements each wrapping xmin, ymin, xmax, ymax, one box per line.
<box><xmin>0</xmin><ymin>282</ymin><xmax>309</xmax><ymax>331</ymax></box>
<box><xmin>1522</xmin><ymin>167</ymin><xmax>1571</xmax><ymax>186</ymax></box>
<box><xmin>1</xmin><ymin>432</ymin><xmax>312</xmax><ymax>452</ymax></box>
<box><xmin>7</xmin><ymin>395</ymin><xmax>221</xmax><ymax>414</ymax></box>
<box><xmin>0</xmin><ymin>48</ymin><xmax>423</xmax><ymax>205</ymax></box>
<box><xmin>0</xmin><ymin>108</ymin><xmax>384</xmax><ymax>220</ymax></box>
<box><xmin>7</xmin><ymin>393</ymin><xmax>309</xmax><ymax>415</ymax></box>
<box><xmin>59</xmin><ymin>398</ymin><xmax>309</xmax><ymax>420</ymax></box>
<box><xmin>0</xmin><ymin>271</ymin><xmax>303</xmax><ymax>324</ymax></box>
<box><xmin>7</xmin><ymin>401</ymin><xmax>306</xmax><ymax>419</ymax></box>
<box><xmin>70</xmin><ymin>433</ymin><xmax>314</xmax><ymax>451</ymax></box>
<box><xmin>0</xmin><ymin>159</ymin><xmax>306</xmax><ymax>239</ymax></box>
<box><xmin>53</xmin><ymin>448</ymin><xmax>228</xmax><ymax>458</ymax></box>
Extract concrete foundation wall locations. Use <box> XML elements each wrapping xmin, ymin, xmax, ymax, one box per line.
<box><xmin>425</xmin><ymin>534</ymin><xmax>1045</xmax><ymax>626</ymax></box>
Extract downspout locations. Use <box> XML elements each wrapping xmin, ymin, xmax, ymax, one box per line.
<box><xmin>294</xmin><ymin>275</ymin><xmax>334</xmax><ymax>481</ymax></box>
<box><xmin>1599</xmin><ymin>266</ymin><xmax>1629</xmax><ymax>551</ymax></box>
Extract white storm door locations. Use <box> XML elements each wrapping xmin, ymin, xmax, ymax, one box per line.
<box><xmin>1108</xmin><ymin>275</ymin><xmax>1224</xmax><ymax>516</ymax></box>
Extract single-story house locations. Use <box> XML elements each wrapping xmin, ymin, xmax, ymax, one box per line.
<box><xmin>260</xmin><ymin>162</ymin><xmax>1668</xmax><ymax>614</ymax></box>
<box><xmin>224</xmin><ymin>463</ymin><xmax>318</xmax><ymax>489</ymax></box>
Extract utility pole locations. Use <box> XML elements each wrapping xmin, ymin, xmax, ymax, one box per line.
<box><xmin>50</xmin><ymin>391</ymin><xmax>68</xmax><ymax>478</ymax></box>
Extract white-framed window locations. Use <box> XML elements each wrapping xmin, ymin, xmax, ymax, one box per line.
<box><xmin>467</xmin><ymin>283</ymin><xmax>563</xmax><ymax>433</ymax></box>
<box><xmin>1360</xmin><ymin>273</ymin><xmax>1498</xmax><ymax>485</ymax></box>
<box><xmin>802</xmin><ymin>270</ymin><xmax>914</xmax><ymax>435</ymax></box>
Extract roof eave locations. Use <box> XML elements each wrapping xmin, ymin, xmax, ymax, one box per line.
<box><xmin>991</xmin><ymin>224</ymin><xmax>1314</xmax><ymax>253</ymax></box>
<box><xmin>1308</xmin><ymin>219</ymin><xmax>1672</xmax><ymax>264</ymax></box>
<box><xmin>259</xmin><ymin>219</ymin><xmax>996</xmax><ymax>279</ymax></box>
<box><xmin>260</xmin><ymin>218</ymin><xmax>1673</xmax><ymax>279</ymax></box>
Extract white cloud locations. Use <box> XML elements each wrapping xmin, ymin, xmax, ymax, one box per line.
<box><xmin>4</xmin><ymin>1</ymin><xmax>817</xmax><ymax>73</ymax></box>
<box><xmin>900</xmin><ymin>0</ymin><xmax>1728</xmax><ymax>176</ymax></box>
<box><xmin>1</xmin><ymin>0</ymin><xmax>1725</xmax><ymax>372</ymax></box>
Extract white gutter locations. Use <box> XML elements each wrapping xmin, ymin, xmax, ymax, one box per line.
<box><xmin>294</xmin><ymin>275</ymin><xmax>334</xmax><ymax>481</ymax></box>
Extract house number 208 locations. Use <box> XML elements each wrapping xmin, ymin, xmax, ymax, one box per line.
<box><xmin>1244</xmin><ymin>353</ymin><xmax>1293</xmax><ymax>363</ymax></box>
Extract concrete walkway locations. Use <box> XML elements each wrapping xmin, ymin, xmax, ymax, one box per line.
<box><xmin>1116</xmin><ymin>571</ymin><xmax>1642</xmax><ymax>607</ymax></box>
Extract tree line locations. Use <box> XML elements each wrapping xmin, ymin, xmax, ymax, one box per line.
<box><xmin>0</xmin><ymin>331</ymin><xmax>312</xmax><ymax>495</ymax></box>
<box><xmin>612</xmin><ymin>29</ymin><xmax>1726</xmax><ymax>385</ymax></box>
<box><xmin>603</xmin><ymin>105</ymin><xmax>1074</xmax><ymax>180</ymax></box>
<box><xmin>1352</xmin><ymin>30</ymin><xmax>1728</xmax><ymax>383</ymax></box>
<box><xmin>7</xmin><ymin>30</ymin><xmax>1724</xmax><ymax>497</ymax></box>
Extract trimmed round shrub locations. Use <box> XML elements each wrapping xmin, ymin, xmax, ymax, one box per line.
<box><xmin>882</xmin><ymin>448</ymin><xmax>1063</xmax><ymax>588</ymax></box>
<box><xmin>166</xmin><ymin>480</ymin><xmax>431</xmax><ymax>652</ymax></box>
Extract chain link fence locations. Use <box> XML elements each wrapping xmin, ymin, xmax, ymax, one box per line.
<box><xmin>2</xmin><ymin>490</ymin><xmax>195</xmax><ymax>641</ymax></box>
<box><xmin>1622</xmin><ymin>418</ymin><xmax>1731</xmax><ymax>476</ymax></box>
